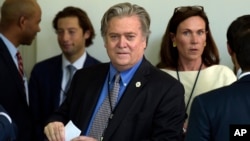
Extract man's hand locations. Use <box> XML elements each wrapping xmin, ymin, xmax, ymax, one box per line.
<box><xmin>44</xmin><ymin>122</ymin><xmax>65</xmax><ymax>141</ymax></box>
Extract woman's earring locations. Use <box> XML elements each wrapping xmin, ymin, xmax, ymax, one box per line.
<box><xmin>173</xmin><ymin>42</ymin><xmax>177</xmax><ymax>47</ymax></box>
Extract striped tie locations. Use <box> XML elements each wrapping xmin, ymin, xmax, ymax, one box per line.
<box><xmin>16</xmin><ymin>51</ymin><xmax>24</xmax><ymax>77</ymax></box>
<box><xmin>89</xmin><ymin>73</ymin><xmax>120</xmax><ymax>140</ymax></box>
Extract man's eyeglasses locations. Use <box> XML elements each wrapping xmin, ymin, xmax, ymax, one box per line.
<box><xmin>174</xmin><ymin>6</ymin><xmax>203</xmax><ymax>13</ymax></box>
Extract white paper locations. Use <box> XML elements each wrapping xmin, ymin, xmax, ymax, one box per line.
<box><xmin>65</xmin><ymin>120</ymin><xmax>81</xmax><ymax>141</ymax></box>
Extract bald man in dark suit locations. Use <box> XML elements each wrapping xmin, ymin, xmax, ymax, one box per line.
<box><xmin>0</xmin><ymin>0</ymin><xmax>41</xmax><ymax>140</ymax></box>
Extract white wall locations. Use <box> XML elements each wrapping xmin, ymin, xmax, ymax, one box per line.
<box><xmin>3</xmin><ymin>0</ymin><xmax>250</xmax><ymax>72</ymax></box>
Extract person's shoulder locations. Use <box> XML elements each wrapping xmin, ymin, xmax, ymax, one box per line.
<box><xmin>31</xmin><ymin>55</ymin><xmax>62</xmax><ymax>74</ymax></box>
<box><xmin>86</xmin><ymin>53</ymin><xmax>102</xmax><ymax>64</ymax></box>
<box><xmin>87</xmin><ymin>53</ymin><xmax>101</xmax><ymax>62</ymax></box>
<box><xmin>206</xmin><ymin>65</ymin><xmax>236</xmax><ymax>79</ymax></box>
<box><xmin>150</xmin><ymin>66</ymin><xmax>180</xmax><ymax>85</ymax></box>
<box><xmin>142</xmin><ymin>59</ymin><xmax>178</xmax><ymax>82</ymax></box>
<box><xmin>78</xmin><ymin>62</ymin><xmax>109</xmax><ymax>73</ymax></box>
<box><xmin>155</xmin><ymin>66</ymin><xmax>177</xmax><ymax>78</ymax></box>
<box><xmin>34</xmin><ymin>55</ymin><xmax>62</xmax><ymax>67</ymax></box>
<box><xmin>197</xmin><ymin>83</ymin><xmax>233</xmax><ymax>103</ymax></box>
<box><xmin>159</xmin><ymin>67</ymin><xmax>176</xmax><ymax>76</ymax></box>
<box><xmin>73</xmin><ymin>63</ymin><xmax>109</xmax><ymax>81</ymax></box>
<box><xmin>208</xmin><ymin>65</ymin><xmax>234</xmax><ymax>73</ymax></box>
<box><xmin>192</xmin><ymin>85</ymin><xmax>235</xmax><ymax>116</ymax></box>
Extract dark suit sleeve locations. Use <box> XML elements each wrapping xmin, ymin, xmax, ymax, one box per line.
<box><xmin>29</xmin><ymin>62</ymin><xmax>55</xmax><ymax>141</ymax></box>
<box><xmin>28</xmin><ymin>65</ymin><xmax>45</xmax><ymax>140</ymax></box>
<box><xmin>154</xmin><ymin>80</ymin><xmax>185</xmax><ymax>141</ymax></box>
<box><xmin>185</xmin><ymin>96</ymin><xmax>210</xmax><ymax>141</ymax></box>
<box><xmin>0</xmin><ymin>105</ymin><xmax>16</xmax><ymax>141</ymax></box>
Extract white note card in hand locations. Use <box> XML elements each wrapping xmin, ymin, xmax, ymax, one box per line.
<box><xmin>65</xmin><ymin>120</ymin><xmax>81</xmax><ymax>141</ymax></box>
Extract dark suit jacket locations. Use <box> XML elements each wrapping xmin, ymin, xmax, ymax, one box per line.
<box><xmin>0</xmin><ymin>105</ymin><xmax>16</xmax><ymax>141</ymax></box>
<box><xmin>47</xmin><ymin>58</ymin><xmax>185</xmax><ymax>141</ymax></box>
<box><xmin>0</xmin><ymin>38</ymin><xmax>34</xmax><ymax>141</ymax></box>
<box><xmin>186</xmin><ymin>75</ymin><xmax>250</xmax><ymax>141</ymax></box>
<box><xmin>28</xmin><ymin>54</ymin><xmax>101</xmax><ymax>141</ymax></box>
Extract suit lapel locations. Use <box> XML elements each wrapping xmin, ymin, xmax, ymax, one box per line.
<box><xmin>77</xmin><ymin>64</ymin><xmax>110</xmax><ymax>133</ymax></box>
<box><xmin>0</xmin><ymin>39</ymin><xmax>26</xmax><ymax>102</ymax></box>
<box><xmin>104</xmin><ymin>58</ymin><xmax>152</xmax><ymax>139</ymax></box>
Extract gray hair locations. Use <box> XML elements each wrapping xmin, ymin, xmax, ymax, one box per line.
<box><xmin>101</xmin><ymin>2</ymin><xmax>151</xmax><ymax>41</ymax></box>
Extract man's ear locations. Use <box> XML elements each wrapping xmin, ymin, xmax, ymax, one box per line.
<box><xmin>84</xmin><ymin>30</ymin><xmax>90</xmax><ymax>39</ymax></box>
<box><xmin>227</xmin><ymin>42</ymin><xmax>233</xmax><ymax>56</ymax></box>
<box><xmin>18</xmin><ymin>16</ymin><xmax>27</xmax><ymax>29</ymax></box>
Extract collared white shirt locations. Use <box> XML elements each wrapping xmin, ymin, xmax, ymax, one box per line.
<box><xmin>238</xmin><ymin>71</ymin><xmax>250</xmax><ymax>80</ymax></box>
<box><xmin>0</xmin><ymin>34</ymin><xmax>17</xmax><ymax>66</ymax></box>
<box><xmin>236</xmin><ymin>68</ymin><xmax>242</xmax><ymax>79</ymax></box>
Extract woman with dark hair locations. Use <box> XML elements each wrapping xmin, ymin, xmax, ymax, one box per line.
<box><xmin>157</xmin><ymin>5</ymin><xmax>236</xmax><ymax>136</ymax></box>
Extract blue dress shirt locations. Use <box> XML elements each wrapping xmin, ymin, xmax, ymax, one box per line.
<box><xmin>84</xmin><ymin>59</ymin><xmax>142</xmax><ymax>135</ymax></box>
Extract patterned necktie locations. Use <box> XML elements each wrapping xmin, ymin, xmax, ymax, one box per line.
<box><xmin>110</xmin><ymin>73</ymin><xmax>121</xmax><ymax>109</ymax></box>
<box><xmin>16</xmin><ymin>51</ymin><xmax>24</xmax><ymax>77</ymax></box>
<box><xmin>89</xmin><ymin>73</ymin><xmax>121</xmax><ymax>140</ymax></box>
